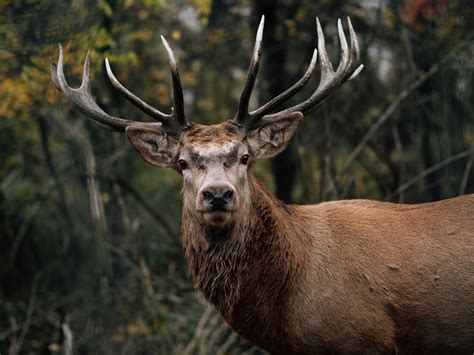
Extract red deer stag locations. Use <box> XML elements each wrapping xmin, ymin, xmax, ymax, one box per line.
<box><xmin>51</xmin><ymin>16</ymin><xmax>473</xmax><ymax>354</ymax></box>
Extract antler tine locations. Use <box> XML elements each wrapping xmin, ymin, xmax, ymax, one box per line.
<box><xmin>232</xmin><ymin>15</ymin><xmax>265</xmax><ymax>126</ymax></box>
<box><xmin>347</xmin><ymin>17</ymin><xmax>364</xmax><ymax>80</ymax></box>
<box><xmin>336</xmin><ymin>18</ymin><xmax>349</xmax><ymax>72</ymax></box>
<box><xmin>160</xmin><ymin>35</ymin><xmax>190</xmax><ymax>128</ymax></box>
<box><xmin>105</xmin><ymin>58</ymin><xmax>173</xmax><ymax>122</ymax></box>
<box><xmin>348</xmin><ymin>17</ymin><xmax>360</xmax><ymax>63</ymax></box>
<box><xmin>316</xmin><ymin>17</ymin><xmax>334</xmax><ymax>82</ymax></box>
<box><xmin>52</xmin><ymin>44</ymin><xmax>135</xmax><ymax>131</ymax></box>
<box><xmin>262</xmin><ymin>17</ymin><xmax>363</xmax><ymax>121</ymax></box>
<box><xmin>248</xmin><ymin>48</ymin><xmax>318</xmax><ymax>124</ymax></box>
<box><xmin>81</xmin><ymin>50</ymin><xmax>92</xmax><ymax>93</ymax></box>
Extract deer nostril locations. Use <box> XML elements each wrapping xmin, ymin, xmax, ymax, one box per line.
<box><xmin>202</xmin><ymin>190</ymin><xmax>214</xmax><ymax>201</ymax></box>
<box><xmin>223</xmin><ymin>189</ymin><xmax>234</xmax><ymax>201</ymax></box>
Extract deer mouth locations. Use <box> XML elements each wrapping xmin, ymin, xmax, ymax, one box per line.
<box><xmin>201</xmin><ymin>210</ymin><xmax>234</xmax><ymax>226</ymax></box>
<box><xmin>196</xmin><ymin>204</ymin><xmax>238</xmax><ymax>214</ymax></box>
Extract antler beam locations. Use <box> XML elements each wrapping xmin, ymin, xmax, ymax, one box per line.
<box><xmin>51</xmin><ymin>39</ymin><xmax>190</xmax><ymax>135</ymax></box>
<box><xmin>233</xmin><ymin>15</ymin><xmax>265</xmax><ymax>125</ymax></box>
<box><xmin>230</xmin><ymin>16</ymin><xmax>364</xmax><ymax>129</ymax></box>
<box><xmin>51</xmin><ymin>45</ymin><xmax>134</xmax><ymax>131</ymax></box>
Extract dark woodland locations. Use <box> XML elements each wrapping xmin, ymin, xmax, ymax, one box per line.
<box><xmin>0</xmin><ymin>0</ymin><xmax>473</xmax><ymax>353</ymax></box>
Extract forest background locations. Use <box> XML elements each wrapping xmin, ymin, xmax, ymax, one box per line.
<box><xmin>1</xmin><ymin>0</ymin><xmax>473</xmax><ymax>353</ymax></box>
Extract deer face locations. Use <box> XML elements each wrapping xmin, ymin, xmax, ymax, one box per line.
<box><xmin>51</xmin><ymin>17</ymin><xmax>361</xmax><ymax>226</ymax></box>
<box><xmin>126</xmin><ymin>117</ymin><xmax>302</xmax><ymax>228</ymax></box>
<box><xmin>178</xmin><ymin>124</ymin><xmax>248</xmax><ymax>227</ymax></box>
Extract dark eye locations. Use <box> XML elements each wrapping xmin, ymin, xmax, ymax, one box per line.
<box><xmin>240</xmin><ymin>154</ymin><xmax>250</xmax><ymax>165</ymax></box>
<box><xmin>178</xmin><ymin>159</ymin><xmax>188</xmax><ymax>170</ymax></box>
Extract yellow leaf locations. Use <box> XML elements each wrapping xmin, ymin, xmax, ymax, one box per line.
<box><xmin>48</xmin><ymin>343</ymin><xmax>61</xmax><ymax>352</ymax></box>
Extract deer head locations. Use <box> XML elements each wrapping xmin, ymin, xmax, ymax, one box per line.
<box><xmin>51</xmin><ymin>16</ymin><xmax>363</xmax><ymax>229</ymax></box>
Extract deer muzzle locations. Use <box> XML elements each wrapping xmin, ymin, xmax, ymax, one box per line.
<box><xmin>197</xmin><ymin>183</ymin><xmax>238</xmax><ymax>212</ymax></box>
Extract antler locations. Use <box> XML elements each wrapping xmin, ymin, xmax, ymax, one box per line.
<box><xmin>230</xmin><ymin>16</ymin><xmax>364</xmax><ymax>130</ymax></box>
<box><xmin>51</xmin><ymin>39</ymin><xmax>191</xmax><ymax>135</ymax></box>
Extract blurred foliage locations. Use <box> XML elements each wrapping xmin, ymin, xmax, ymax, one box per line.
<box><xmin>0</xmin><ymin>0</ymin><xmax>473</xmax><ymax>353</ymax></box>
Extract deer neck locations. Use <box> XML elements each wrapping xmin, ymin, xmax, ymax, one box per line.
<box><xmin>181</xmin><ymin>175</ymin><xmax>303</xmax><ymax>350</ymax></box>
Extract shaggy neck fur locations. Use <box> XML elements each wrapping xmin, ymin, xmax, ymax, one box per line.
<box><xmin>181</xmin><ymin>175</ymin><xmax>304</xmax><ymax>352</ymax></box>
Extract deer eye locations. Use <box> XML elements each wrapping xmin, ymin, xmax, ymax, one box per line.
<box><xmin>240</xmin><ymin>154</ymin><xmax>250</xmax><ymax>165</ymax></box>
<box><xmin>178</xmin><ymin>159</ymin><xmax>188</xmax><ymax>170</ymax></box>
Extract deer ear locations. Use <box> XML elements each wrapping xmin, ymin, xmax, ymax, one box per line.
<box><xmin>246</xmin><ymin>112</ymin><xmax>303</xmax><ymax>160</ymax></box>
<box><xmin>126</xmin><ymin>126</ymin><xmax>180</xmax><ymax>167</ymax></box>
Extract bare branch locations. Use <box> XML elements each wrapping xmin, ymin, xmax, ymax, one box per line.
<box><xmin>459</xmin><ymin>157</ymin><xmax>472</xmax><ymax>196</ymax></box>
<box><xmin>14</xmin><ymin>278</ymin><xmax>38</xmax><ymax>355</ymax></box>
<box><xmin>62</xmin><ymin>323</ymin><xmax>74</xmax><ymax>355</ymax></box>
<box><xmin>336</xmin><ymin>39</ymin><xmax>471</xmax><ymax>183</ymax></box>
<box><xmin>387</xmin><ymin>148</ymin><xmax>474</xmax><ymax>200</ymax></box>
<box><xmin>181</xmin><ymin>305</ymin><xmax>214</xmax><ymax>355</ymax></box>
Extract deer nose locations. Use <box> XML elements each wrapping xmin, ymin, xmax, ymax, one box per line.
<box><xmin>201</xmin><ymin>184</ymin><xmax>236</xmax><ymax>209</ymax></box>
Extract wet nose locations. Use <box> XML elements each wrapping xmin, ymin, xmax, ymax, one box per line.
<box><xmin>201</xmin><ymin>184</ymin><xmax>236</xmax><ymax>209</ymax></box>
